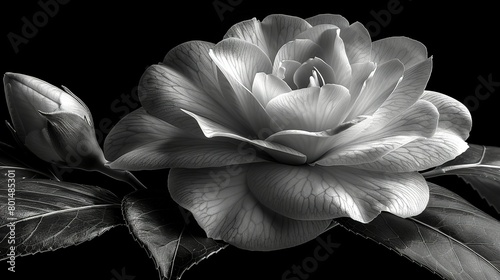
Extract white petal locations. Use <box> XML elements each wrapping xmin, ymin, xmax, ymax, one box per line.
<box><xmin>224</xmin><ymin>14</ymin><xmax>312</xmax><ymax>62</ymax></box>
<box><xmin>247</xmin><ymin>163</ymin><xmax>429</xmax><ymax>223</ymax></box>
<box><xmin>371</xmin><ymin>57</ymin><xmax>433</xmax><ymax>127</ymax></box>
<box><xmin>306</xmin><ymin>14</ymin><xmax>350</xmax><ymax>28</ymax></box>
<box><xmin>209</xmin><ymin>38</ymin><xmax>277</xmax><ymax>135</ymax></box>
<box><xmin>251</xmin><ymin>73</ymin><xmax>291</xmax><ymax>106</ymax></box>
<box><xmin>277</xmin><ymin>60</ymin><xmax>302</xmax><ymax>89</ymax></box>
<box><xmin>267</xmin><ymin>130</ymin><xmax>342</xmax><ymax>163</ymax></box>
<box><xmin>314</xmin><ymin>29</ymin><xmax>352</xmax><ymax>87</ymax></box>
<box><xmin>348</xmin><ymin>62</ymin><xmax>376</xmax><ymax>106</ymax></box>
<box><xmin>104</xmin><ymin>108</ymin><xmax>264</xmax><ymax>170</ymax></box>
<box><xmin>139</xmin><ymin>41</ymin><xmax>253</xmax><ymax>135</ymax></box>
<box><xmin>272</xmin><ymin>39</ymin><xmax>324</xmax><ymax>75</ymax></box>
<box><xmin>182</xmin><ymin>109</ymin><xmax>307</xmax><ymax>165</ymax></box>
<box><xmin>371</xmin><ymin>37</ymin><xmax>428</xmax><ymax>68</ymax></box>
<box><xmin>292</xmin><ymin>57</ymin><xmax>335</xmax><ymax>88</ymax></box>
<box><xmin>353</xmin><ymin>130</ymin><xmax>469</xmax><ymax>172</ymax></box>
<box><xmin>353</xmin><ymin>91</ymin><xmax>472</xmax><ymax>172</ymax></box>
<box><xmin>168</xmin><ymin>166</ymin><xmax>331</xmax><ymax>251</ymax></box>
<box><xmin>317</xmin><ymin>100</ymin><xmax>439</xmax><ymax>166</ymax></box>
<box><xmin>265</xmin><ymin>84</ymin><xmax>351</xmax><ymax>132</ymax></box>
<box><xmin>421</xmin><ymin>90</ymin><xmax>472</xmax><ymax>140</ymax></box>
<box><xmin>139</xmin><ymin>63</ymin><xmax>248</xmax><ymax>136</ymax></box>
<box><xmin>340</xmin><ymin>22</ymin><xmax>372</xmax><ymax>64</ymax></box>
<box><xmin>346</xmin><ymin>59</ymin><xmax>404</xmax><ymax>120</ymax></box>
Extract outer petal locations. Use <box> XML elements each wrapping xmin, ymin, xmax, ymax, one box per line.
<box><xmin>266</xmin><ymin>115</ymin><xmax>373</xmax><ymax>163</ymax></box>
<box><xmin>224</xmin><ymin>14</ymin><xmax>312</xmax><ymax>62</ymax></box>
<box><xmin>371</xmin><ymin>57</ymin><xmax>433</xmax><ymax>128</ymax></box>
<box><xmin>305</xmin><ymin>14</ymin><xmax>349</xmax><ymax>28</ymax></box>
<box><xmin>316</xmin><ymin>99</ymin><xmax>439</xmax><ymax>166</ymax></box>
<box><xmin>340</xmin><ymin>22</ymin><xmax>372</xmax><ymax>64</ymax></box>
<box><xmin>209</xmin><ymin>38</ymin><xmax>278</xmax><ymax>135</ymax></box>
<box><xmin>420</xmin><ymin>90</ymin><xmax>472</xmax><ymax>140</ymax></box>
<box><xmin>182</xmin><ymin>109</ymin><xmax>307</xmax><ymax>165</ymax></box>
<box><xmin>104</xmin><ymin>108</ymin><xmax>264</xmax><ymax>170</ymax></box>
<box><xmin>210</xmin><ymin>38</ymin><xmax>272</xmax><ymax>90</ymax></box>
<box><xmin>371</xmin><ymin>37</ymin><xmax>428</xmax><ymax>69</ymax></box>
<box><xmin>139</xmin><ymin>41</ymin><xmax>250</xmax><ymax>135</ymax></box>
<box><xmin>353</xmin><ymin>130</ymin><xmax>468</xmax><ymax>172</ymax></box>
<box><xmin>352</xmin><ymin>90</ymin><xmax>472</xmax><ymax>172</ymax></box>
<box><xmin>294</xmin><ymin>24</ymin><xmax>337</xmax><ymax>45</ymax></box>
<box><xmin>168</xmin><ymin>165</ymin><xmax>331</xmax><ymax>251</ymax></box>
<box><xmin>247</xmin><ymin>162</ymin><xmax>429</xmax><ymax>223</ymax></box>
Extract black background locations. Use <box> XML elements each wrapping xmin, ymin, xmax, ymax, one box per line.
<box><xmin>1</xmin><ymin>1</ymin><xmax>500</xmax><ymax>279</ymax></box>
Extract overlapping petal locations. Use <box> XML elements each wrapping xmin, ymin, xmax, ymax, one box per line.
<box><xmin>104</xmin><ymin>108</ymin><xmax>265</xmax><ymax>170</ymax></box>
<box><xmin>420</xmin><ymin>90</ymin><xmax>472</xmax><ymax>140</ymax></box>
<box><xmin>305</xmin><ymin>14</ymin><xmax>349</xmax><ymax>28</ymax></box>
<box><xmin>265</xmin><ymin>84</ymin><xmax>351</xmax><ymax>132</ymax></box>
<box><xmin>251</xmin><ymin>73</ymin><xmax>291</xmax><ymax>106</ymax></box>
<box><xmin>168</xmin><ymin>165</ymin><xmax>331</xmax><ymax>251</ymax></box>
<box><xmin>346</xmin><ymin>59</ymin><xmax>404</xmax><ymax>119</ymax></box>
<box><xmin>181</xmin><ymin>109</ymin><xmax>307</xmax><ymax>165</ymax></box>
<box><xmin>138</xmin><ymin>41</ymin><xmax>250</xmax><ymax>136</ymax></box>
<box><xmin>272</xmin><ymin>39</ymin><xmax>324</xmax><ymax>75</ymax></box>
<box><xmin>209</xmin><ymin>38</ymin><xmax>277</xmax><ymax>135</ymax></box>
<box><xmin>371</xmin><ymin>57</ymin><xmax>433</xmax><ymax>127</ymax></box>
<box><xmin>316</xmin><ymin>99</ymin><xmax>439</xmax><ymax>166</ymax></box>
<box><xmin>102</xmin><ymin>13</ymin><xmax>473</xmax><ymax>252</ymax></box>
<box><xmin>353</xmin><ymin>90</ymin><xmax>472</xmax><ymax>172</ymax></box>
<box><xmin>340</xmin><ymin>22</ymin><xmax>372</xmax><ymax>64</ymax></box>
<box><xmin>371</xmin><ymin>37</ymin><xmax>428</xmax><ymax>68</ymax></box>
<box><xmin>247</xmin><ymin>162</ymin><xmax>429</xmax><ymax>223</ymax></box>
<box><xmin>224</xmin><ymin>14</ymin><xmax>312</xmax><ymax>62</ymax></box>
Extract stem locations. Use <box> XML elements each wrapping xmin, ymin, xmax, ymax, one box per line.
<box><xmin>421</xmin><ymin>168</ymin><xmax>447</xmax><ymax>178</ymax></box>
<box><xmin>93</xmin><ymin>165</ymin><xmax>147</xmax><ymax>190</ymax></box>
<box><xmin>421</xmin><ymin>146</ymin><xmax>498</xmax><ymax>179</ymax></box>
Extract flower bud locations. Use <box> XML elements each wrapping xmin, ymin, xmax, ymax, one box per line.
<box><xmin>3</xmin><ymin>72</ymin><xmax>105</xmax><ymax>170</ymax></box>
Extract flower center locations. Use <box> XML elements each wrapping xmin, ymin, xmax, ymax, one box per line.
<box><xmin>308</xmin><ymin>68</ymin><xmax>325</xmax><ymax>87</ymax></box>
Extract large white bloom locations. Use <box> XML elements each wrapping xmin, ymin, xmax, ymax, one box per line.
<box><xmin>104</xmin><ymin>14</ymin><xmax>472</xmax><ymax>251</ymax></box>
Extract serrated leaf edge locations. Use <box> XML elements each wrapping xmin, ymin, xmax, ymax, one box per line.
<box><xmin>336</xmin><ymin>220</ymin><xmax>446</xmax><ymax>279</ymax></box>
<box><xmin>121</xmin><ymin>192</ymin><xmax>228</xmax><ymax>280</ymax></box>
<box><xmin>0</xmin><ymin>224</ymin><xmax>122</xmax><ymax>261</ymax></box>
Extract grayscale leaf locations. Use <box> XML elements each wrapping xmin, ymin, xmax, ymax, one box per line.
<box><xmin>337</xmin><ymin>182</ymin><xmax>500</xmax><ymax>280</ymax></box>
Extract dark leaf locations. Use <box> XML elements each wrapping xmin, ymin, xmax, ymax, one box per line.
<box><xmin>0</xmin><ymin>179</ymin><xmax>122</xmax><ymax>260</ymax></box>
<box><xmin>423</xmin><ymin>144</ymin><xmax>500</xmax><ymax>213</ymax></box>
<box><xmin>123</xmin><ymin>190</ymin><xmax>228</xmax><ymax>280</ymax></box>
<box><xmin>0</xmin><ymin>140</ymin><xmax>57</xmax><ymax>180</ymax></box>
<box><xmin>337</xmin><ymin>182</ymin><xmax>500</xmax><ymax>280</ymax></box>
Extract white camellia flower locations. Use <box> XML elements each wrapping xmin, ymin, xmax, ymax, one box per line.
<box><xmin>4</xmin><ymin>72</ymin><xmax>106</xmax><ymax>170</ymax></box>
<box><xmin>104</xmin><ymin>14</ymin><xmax>472</xmax><ymax>250</ymax></box>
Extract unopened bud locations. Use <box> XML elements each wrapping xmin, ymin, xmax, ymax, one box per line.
<box><xmin>3</xmin><ymin>72</ymin><xmax>105</xmax><ymax>170</ymax></box>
